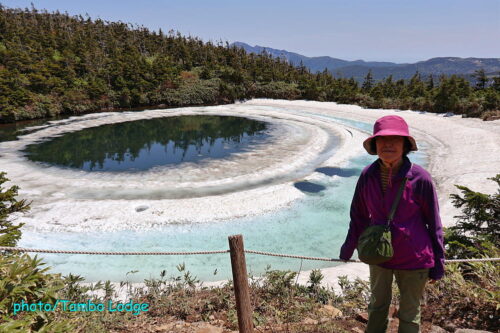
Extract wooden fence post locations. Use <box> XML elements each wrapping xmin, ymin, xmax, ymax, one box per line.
<box><xmin>228</xmin><ymin>234</ymin><xmax>254</xmax><ymax>333</ymax></box>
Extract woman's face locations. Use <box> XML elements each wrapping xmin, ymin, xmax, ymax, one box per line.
<box><xmin>376</xmin><ymin>135</ymin><xmax>404</xmax><ymax>164</ymax></box>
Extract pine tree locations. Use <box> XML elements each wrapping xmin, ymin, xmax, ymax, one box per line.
<box><xmin>408</xmin><ymin>71</ymin><xmax>425</xmax><ymax>97</ymax></box>
<box><xmin>492</xmin><ymin>72</ymin><xmax>500</xmax><ymax>92</ymax></box>
<box><xmin>427</xmin><ymin>74</ymin><xmax>434</xmax><ymax>90</ymax></box>
<box><xmin>0</xmin><ymin>172</ymin><xmax>30</xmax><ymax>247</ymax></box>
<box><xmin>472</xmin><ymin>68</ymin><xmax>488</xmax><ymax>90</ymax></box>
<box><xmin>446</xmin><ymin>174</ymin><xmax>500</xmax><ymax>257</ymax></box>
<box><xmin>362</xmin><ymin>69</ymin><xmax>374</xmax><ymax>92</ymax></box>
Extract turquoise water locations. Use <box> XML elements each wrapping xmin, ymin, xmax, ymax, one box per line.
<box><xmin>16</xmin><ymin>111</ymin><xmax>428</xmax><ymax>283</ymax></box>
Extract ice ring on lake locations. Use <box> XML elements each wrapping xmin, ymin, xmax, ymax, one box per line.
<box><xmin>0</xmin><ymin>102</ymin><xmax>367</xmax><ymax>232</ymax></box>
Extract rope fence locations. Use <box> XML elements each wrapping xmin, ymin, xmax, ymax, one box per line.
<box><xmin>0</xmin><ymin>247</ymin><xmax>229</xmax><ymax>256</ymax></box>
<box><xmin>2</xmin><ymin>236</ymin><xmax>499</xmax><ymax>333</ymax></box>
<box><xmin>1</xmin><ymin>246</ymin><xmax>499</xmax><ymax>263</ymax></box>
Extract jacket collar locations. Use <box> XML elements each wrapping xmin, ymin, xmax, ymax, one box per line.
<box><xmin>368</xmin><ymin>155</ymin><xmax>414</xmax><ymax>180</ymax></box>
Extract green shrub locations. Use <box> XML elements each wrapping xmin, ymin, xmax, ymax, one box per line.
<box><xmin>253</xmin><ymin>81</ymin><xmax>301</xmax><ymax>100</ymax></box>
<box><xmin>423</xmin><ymin>174</ymin><xmax>500</xmax><ymax>331</ymax></box>
<box><xmin>0</xmin><ymin>172</ymin><xmax>29</xmax><ymax>247</ymax></box>
<box><xmin>447</xmin><ymin>174</ymin><xmax>499</xmax><ymax>252</ymax></box>
<box><xmin>162</xmin><ymin>78</ymin><xmax>221</xmax><ymax>105</ymax></box>
<box><xmin>0</xmin><ymin>172</ymin><xmax>75</xmax><ymax>331</ymax></box>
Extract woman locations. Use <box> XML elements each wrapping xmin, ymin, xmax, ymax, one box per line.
<box><xmin>339</xmin><ymin>115</ymin><xmax>445</xmax><ymax>333</ymax></box>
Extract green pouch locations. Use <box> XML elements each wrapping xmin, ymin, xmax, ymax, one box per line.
<box><xmin>357</xmin><ymin>225</ymin><xmax>393</xmax><ymax>264</ymax></box>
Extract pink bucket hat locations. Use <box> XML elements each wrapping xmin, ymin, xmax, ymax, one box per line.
<box><xmin>363</xmin><ymin>115</ymin><xmax>418</xmax><ymax>155</ymax></box>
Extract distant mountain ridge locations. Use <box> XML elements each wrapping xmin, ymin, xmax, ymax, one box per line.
<box><xmin>231</xmin><ymin>42</ymin><xmax>398</xmax><ymax>71</ymax></box>
<box><xmin>231</xmin><ymin>42</ymin><xmax>500</xmax><ymax>81</ymax></box>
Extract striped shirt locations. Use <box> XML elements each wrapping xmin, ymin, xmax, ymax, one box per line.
<box><xmin>379</xmin><ymin>158</ymin><xmax>403</xmax><ymax>194</ymax></box>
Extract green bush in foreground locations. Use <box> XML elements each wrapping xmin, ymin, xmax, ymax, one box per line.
<box><xmin>446</xmin><ymin>174</ymin><xmax>500</xmax><ymax>258</ymax></box>
<box><xmin>423</xmin><ymin>174</ymin><xmax>500</xmax><ymax>331</ymax></box>
<box><xmin>0</xmin><ymin>255</ymin><xmax>75</xmax><ymax>332</ymax></box>
<box><xmin>0</xmin><ymin>172</ymin><xmax>75</xmax><ymax>331</ymax></box>
<box><xmin>0</xmin><ymin>172</ymin><xmax>29</xmax><ymax>247</ymax></box>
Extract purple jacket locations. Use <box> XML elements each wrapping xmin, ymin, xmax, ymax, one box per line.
<box><xmin>339</xmin><ymin>155</ymin><xmax>445</xmax><ymax>280</ymax></box>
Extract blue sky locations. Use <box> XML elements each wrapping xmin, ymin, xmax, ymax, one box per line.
<box><xmin>1</xmin><ymin>0</ymin><xmax>499</xmax><ymax>63</ymax></box>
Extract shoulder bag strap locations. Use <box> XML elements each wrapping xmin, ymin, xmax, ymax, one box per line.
<box><xmin>386</xmin><ymin>163</ymin><xmax>412</xmax><ymax>226</ymax></box>
<box><xmin>387</xmin><ymin>178</ymin><xmax>407</xmax><ymax>225</ymax></box>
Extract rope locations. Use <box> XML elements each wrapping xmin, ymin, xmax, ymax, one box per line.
<box><xmin>0</xmin><ymin>247</ymin><xmax>229</xmax><ymax>256</ymax></box>
<box><xmin>245</xmin><ymin>250</ymin><xmax>500</xmax><ymax>263</ymax></box>
<box><xmin>1</xmin><ymin>246</ymin><xmax>499</xmax><ymax>264</ymax></box>
<box><xmin>443</xmin><ymin>258</ymin><xmax>500</xmax><ymax>263</ymax></box>
<box><xmin>245</xmin><ymin>249</ymin><xmax>360</xmax><ymax>262</ymax></box>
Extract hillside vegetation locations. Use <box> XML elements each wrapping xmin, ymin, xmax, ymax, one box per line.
<box><xmin>1</xmin><ymin>6</ymin><xmax>500</xmax><ymax>123</ymax></box>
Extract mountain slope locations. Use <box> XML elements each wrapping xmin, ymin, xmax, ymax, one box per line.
<box><xmin>231</xmin><ymin>42</ymin><xmax>397</xmax><ymax>73</ymax></box>
<box><xmin>232</xmin><ymin>42</ymin><xmax>500</xmax><ymax>80</ymax></box>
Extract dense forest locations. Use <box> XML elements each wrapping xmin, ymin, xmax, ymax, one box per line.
<box><xmin>1</xmin><ymin>5</ymin><xmax>499</xmax><ymax>123</ymax></box>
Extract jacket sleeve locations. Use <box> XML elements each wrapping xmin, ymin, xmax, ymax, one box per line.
<box><xmin>339</xmin><ymin>175</ymin><xmax>371</xmax><ymax>260</ymax></box>
<box><xmin>420</xmin><ymin>177</ymin><xmax>445</xmax><ymax>280</ymax></box>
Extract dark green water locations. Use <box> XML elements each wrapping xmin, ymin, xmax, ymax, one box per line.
<box><xmin>23</xmin><ymin>115</ymin><xmax>270</xmax><ymax>172</ymax></box>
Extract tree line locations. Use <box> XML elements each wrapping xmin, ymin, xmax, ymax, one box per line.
<box><xmin>0</xmin><ymin>5</ymin><xmax>499</xmax><ymax>123</ymax></box>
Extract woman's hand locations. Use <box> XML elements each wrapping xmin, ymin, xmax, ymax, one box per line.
<box><xmin>339</xmin><ymin>255</ymin><xmax>350</xmax><ymax>263</ymax></box>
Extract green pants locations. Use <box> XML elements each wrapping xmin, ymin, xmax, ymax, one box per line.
<box><xmin>366</xmin><ymin>265</ymin><xmax>429</xmax><ymax>333</ymax></box>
